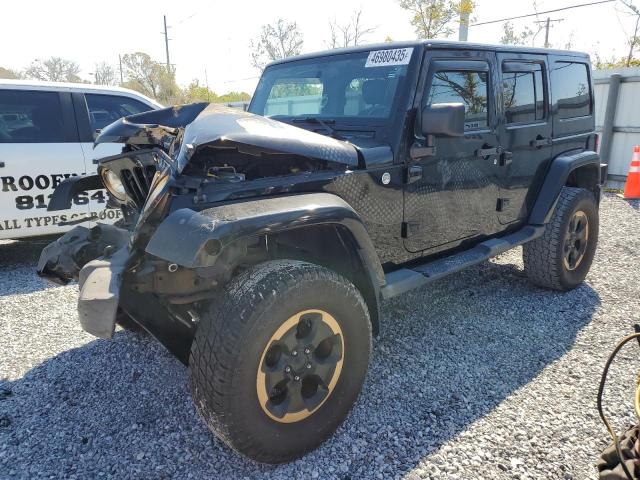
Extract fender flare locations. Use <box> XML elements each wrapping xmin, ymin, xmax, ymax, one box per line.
<box><xmin>529</xmin><ymin>150</ymin><xmax>602</xmax><ymax>225</ymax></box>
<box><xmin>145</xmin><ymin>193</ymin><xmax>385</xmax><ymax>332</ymax></box>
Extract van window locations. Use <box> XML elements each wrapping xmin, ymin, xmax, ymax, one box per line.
<box><xmin>0</xmin><ymin>90</ymin><xmax>65</xmax><ymax>143</ymax></box>
<box><xmin>85</xmin><ymin>94</ymin><xmax>152</xmax><ymax>131</ymax></box>
<box><xmin>426</xmin><ymin>71</ymin><xmax>489</xmax><ymax>131</ymax></box>
<box><xmin>552</xmin><ymin>62</ymin><xmax>591</xmax><ymax>119</ymax></box>
<box><xmin>502</xmin><ymin>64</ymin><xmax>545</xmax><ymax>124</ymax></box>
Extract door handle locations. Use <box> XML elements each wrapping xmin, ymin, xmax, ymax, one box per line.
<box><xmin>475</xmin><ymin>145</ymin><xmax>503</xmax><ymax>158</ymax></box>
<box><xmin>530</xmin><ymin>136</ymin><xmax>552</xmax><ymax>148</ymax></box>
<box><xmin>405</xmin><ymin>165</ymin><xmax>423</xmax><ymax>184</ymax></box>
<box><xmin>499</xmin><ymin>150</ymin><xmax>513</xmax><ymax>167</ymax></box>
<box><xmin>0</xmin><ymin>161</ymin><xmax>4</xmax><ymax>168</ymax></box>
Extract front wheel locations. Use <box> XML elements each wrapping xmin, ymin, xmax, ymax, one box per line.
<box><xmin>188</xmin><ymin>260</ymin><xmax>372</xmax><ymax>463</ymax></box>
<box><xmin>523</xmin><ymin>186</ymin><xmax>599</xmax><ymax>291</ymax></box>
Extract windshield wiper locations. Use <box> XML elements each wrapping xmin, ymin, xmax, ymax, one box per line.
<box><xmin>292</xmin><ymin>117</ymin><xmax>346</xmax><ymax>141</ymax></box>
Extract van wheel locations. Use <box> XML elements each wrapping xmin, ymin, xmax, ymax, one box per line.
<box><xmin>188</xmin><ymin>260</ymin><xmax>371</xmax><ymax>463</ymax></box>
<box><xmin>523</xmin><ymin>186</ymin><xmax>599</xmax><ymax>291</ymax></box>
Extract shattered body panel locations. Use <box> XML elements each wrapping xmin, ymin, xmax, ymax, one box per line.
<box><xmin>97</xmin><ymin>104</ymin><xmax>360</xmax><ymax>172</ymax></box>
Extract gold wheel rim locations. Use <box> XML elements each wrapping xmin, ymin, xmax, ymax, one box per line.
<box><xmin>563</xmin><ymin>210</ymin><xmax>589</xmax><ymax>271</ymax></box>
<box><xmin>256</xmin><ymin>309</ymin><xmax>344</xmax><ymax>423</ymax></box>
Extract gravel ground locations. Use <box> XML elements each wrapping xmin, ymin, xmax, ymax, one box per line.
<box><xmin>1</xmin><ymin>193</ymin><xmax>640</xmax><ymax>479</ymax></box>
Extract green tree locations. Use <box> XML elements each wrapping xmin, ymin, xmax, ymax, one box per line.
<box><xmin>181</xmin><ymin>81</ymin><xmax>251</xmax><ymax>104</ymax></box>
<box><xmin>120</xmin><ymin>52</ymin><xmax>180</xmax><ymax>104</ymax></box>
<box><xmin>217</xmin><ymin>91</ymin><xmax>251</xmax><ymax>103</ymax></box>
<box><xmin>24</xmin><ymin>57</ymin><xmax>81</xmax><ymax>82</ymax></box>
<box><xmin>398</xmin><ymin>0</ymin><xmax>474</xmax><ymax>39</ymax></box>
<box><xmin>250</xmin><ymin>19</ymin><xmax>304</xmax><ymax>70</ymax></box>
<box><xmin>619</xmin><ymin>1</ymin><xmax>640</xmax><ymax>67</ymax></box>
<box><xmin>0</xmin><ymin>67</ymin><xmax>21</xmax><ymax>79</ymax></box>
<box><xmin>500</xmin><ymin>21</ymin><xmax>534</xmax><ymax>46</ymax></box>
<box><xmin>120</xmin><ymin>52</ymin><xmax>163</xmax><ymax>98</ymax></box>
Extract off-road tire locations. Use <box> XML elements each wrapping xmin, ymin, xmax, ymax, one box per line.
<box><xmin>523</xmin><ymin>186</ymin><xmax>599</xmax><ymax>291</ymax></box>
<box><xmin>597</xmin><ymin>424</ymin><xmax>640</xmax><ymax>479</ymax></box>
<box><xmin>188</xmin><ymin>260</ymin><xmax>372</xmax><ymax>463</ymax></box>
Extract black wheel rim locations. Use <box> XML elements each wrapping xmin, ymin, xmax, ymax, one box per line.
<box><xmin>563</xmin><ymin>210</ymin><xmax>589</xmax><ymax>271</ymax></box>
<box><xmin>256</xmin><ymin>309</ymin><xmax>344</xmax><ymax>423</ymax></box>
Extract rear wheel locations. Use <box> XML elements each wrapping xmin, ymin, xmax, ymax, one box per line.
<box><xmin>189</xmin><ymin>260</ymin><xmax>371</xmax><ymax>463</ymax></box>
<box><xmin>523</xmin><ymin>186</ymin><xmax>599</xmax><ymax>291</ymax></box>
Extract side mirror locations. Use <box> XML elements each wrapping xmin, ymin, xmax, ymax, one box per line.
<box><xmin>421</xmin><ymin>103</ymin><xmax>465</xmax><ymax>138</ymax></box>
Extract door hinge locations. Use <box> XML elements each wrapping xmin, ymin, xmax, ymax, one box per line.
<box><xmin>496</xmin><ymin>198</ymin><xmax>510</xmax><ymax>212</ymax></box>
<box><xmin>401</xmin><ymin>221</ymin><xmax>408</xmax><ymax>238</ymax></box>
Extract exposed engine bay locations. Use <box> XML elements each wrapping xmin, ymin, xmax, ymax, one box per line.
<box><xmin>182</xmin><ymin>145</ymin><xmax>345</xmax><ymax>181</ymax></box>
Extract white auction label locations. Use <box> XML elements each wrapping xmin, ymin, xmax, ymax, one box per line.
<box><xmin>365</xmin><ymin>48</ymin><xmax>413</xmax><ymax>68</ymax></box>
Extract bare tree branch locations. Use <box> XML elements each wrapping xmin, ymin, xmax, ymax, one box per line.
<box><xmin>327</xmin><ymin>9</ymin><xmax>377</xmax><ymax>49</ymax></box>
<box><xmin>250</xmin><ymin>19</ymin><xmax>304</xmax><ymax>71</ymax></box>
<box><xmin>24</xmin><ymin>57</ymin><xmax>81</xmax><ymax>83</ymax></box>
<box><xmin>93</xmin><ymin>62</ymin><xmax>117</xmax><ymax>86</ymax></box>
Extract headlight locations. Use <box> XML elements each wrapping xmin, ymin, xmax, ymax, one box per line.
<box><xmin>101</xmin><ymin>169</ymin><xmax>127</xmax><ymax>201</ymax></box>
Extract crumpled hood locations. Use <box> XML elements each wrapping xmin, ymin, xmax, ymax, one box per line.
<box><xmin>96</xmin><ymin>103</ymin><xmax>360</xmax><ymax>172</ymax></box>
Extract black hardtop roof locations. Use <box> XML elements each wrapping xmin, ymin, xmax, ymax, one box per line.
<box><xmin>267</xmin><ymin>40</ymin><xmax>589</xmax><ymax>67</ymax></box>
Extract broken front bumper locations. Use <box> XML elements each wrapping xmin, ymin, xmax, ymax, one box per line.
<box><xmin>37</xmin><ymin>224</ymin><xmax>132</xmax><ymax>338</ymax></box>
<box><xmin>77</xmin><ymin>247</ymin><xmax>128</xmax><ymax>338</ymax></box>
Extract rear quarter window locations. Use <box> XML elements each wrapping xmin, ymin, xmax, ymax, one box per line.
<box><xmin>0</xmin><ymin>90</ymin><xmax>66</xmax><ymax>143</ymax></box>
<box><xmin>552</xmin><ymin>62</ymin><xmax>591</xmax><ymax>119</ymax></box>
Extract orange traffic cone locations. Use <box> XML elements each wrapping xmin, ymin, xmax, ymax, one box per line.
<box><xmin>624</xmin><ymin>146</ymin><xmax>640</xmax><ymax>199</ymax></box>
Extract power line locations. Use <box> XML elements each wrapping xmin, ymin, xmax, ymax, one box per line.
<box><xmin>470</xmin><ymin>0</ymin><xmax>616</xmax><ymax>27</ymax></box>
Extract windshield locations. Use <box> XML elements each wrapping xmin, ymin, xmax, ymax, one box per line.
<box><xmin>249</xmin><ymin>48</ymin><xmax>415</xmax><ymax>123</ymax></box>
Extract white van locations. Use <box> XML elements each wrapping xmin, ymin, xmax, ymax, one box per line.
<box><xmin>0</xmin><ymin>80</ymin><xmax>161</xmax><ymax>240</ymax></box>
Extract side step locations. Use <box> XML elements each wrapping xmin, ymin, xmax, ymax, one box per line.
<box><xmin>380</xmin><ymin>225</ymin><xmax>545</xmax><ymax>300</ymax></box>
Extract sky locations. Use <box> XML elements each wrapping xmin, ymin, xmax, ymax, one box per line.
<box><xmin>1</xmin><ymin>0</ymin><xmax>638</xmax><ymax>95</ymax></box>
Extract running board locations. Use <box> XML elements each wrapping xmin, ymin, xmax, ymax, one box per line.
<box><xmin>380</xmin><ymin>225</ymin><xmax>545</xmax><ymax>300</ymax></box>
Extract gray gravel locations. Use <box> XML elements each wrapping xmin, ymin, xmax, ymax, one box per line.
<box><xmin>1</xmin><ymin>193</ymin><xmax>640</xmax><ymax>479</ymax></box>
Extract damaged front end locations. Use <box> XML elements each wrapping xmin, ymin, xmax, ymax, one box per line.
<box><xmin>37</xmin><ymin>103</ymin><xmax>361</xmax><ymax>364</ymax></box>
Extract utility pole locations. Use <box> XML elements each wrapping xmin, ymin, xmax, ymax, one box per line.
<box><xmin>205</xmin><ymin>69</ymin><xmax>211</xmax><ymax>101</ymax></box>
<box><xmin>459</xmin><ymin>10</ymin><xmax>470</xmax><ymax>41</ymax></box>
<box><xmin>458</xmin><ymin>0</ymin><xmax>472</xmax><ymax>41</ymax></box>
<box><xmin>535</xmin><ymin>17</ymin><xmax>564</xmax><ymax>48</ymax></box>
<box><xmin>162</xmin><ymin>15</ymin><xmax>171</xmax><ymax>72</ymax></box>
<box><xmin>118</xmin><ymin>54</ymin><xmax>124</xmax><ymax>84</ymax></box>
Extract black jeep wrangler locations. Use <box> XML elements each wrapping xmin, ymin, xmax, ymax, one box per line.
<box><xmin>38</xmin><ymin>41</ymin><xmax>606</xmax><ymax>463</ymax></box>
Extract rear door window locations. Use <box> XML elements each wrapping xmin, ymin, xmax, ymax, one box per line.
<box><xmin>502</xmin><ymin>63</ymin><xmax>545</xmax><ymax>124</ymax></box>
<box><xmin>552</xmin><ymin>62</ymin><xmax>591</xmax><ymax>119</ymax></box>
<box><xmin>426</xmin><ymin>71</ymin><xmax>489</xmax><ymax>131</ymax></box>
<box><xmin>85</xmin><ymin>94</ymin><xmax>152</xmax><ymax>131</ymax></box>
<box><xmin>0</xmin><ymin>90</ymin><xmax>66</xmax><ymax>143</ymax></box>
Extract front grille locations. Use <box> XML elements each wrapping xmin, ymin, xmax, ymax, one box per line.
<box><xmin>121</xmin><ymin>165</ymin><xmax>157</xmax><ymax>209</ymax></box>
